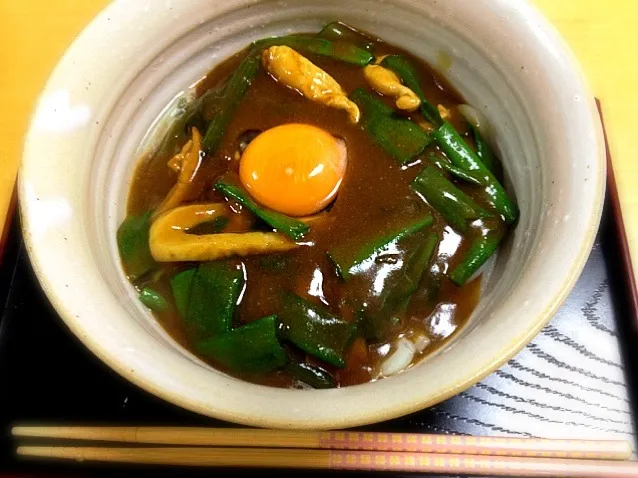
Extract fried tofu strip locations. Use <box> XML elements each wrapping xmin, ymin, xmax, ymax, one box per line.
<box><xmin>262</xmin><ymin>45</ymin><xmax>360</xmax><ymax>123</ymax></box>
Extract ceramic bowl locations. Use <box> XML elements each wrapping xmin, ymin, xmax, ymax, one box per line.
<box><xmin>19</xmin><ymin>0</ymin><xmax>605</xmax><ymax>429</ymax></box>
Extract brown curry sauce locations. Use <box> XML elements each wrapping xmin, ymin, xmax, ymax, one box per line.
<box><xmin>125</xmin><ymin>31</ymin><xmax>495</xmax><ymax>388</ymax></box>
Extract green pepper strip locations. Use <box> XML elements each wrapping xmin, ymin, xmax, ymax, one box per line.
<box><xmin>407</xmin><ymin>232</ymin><xmax>439</xmax><ymax>286</ymax></box>
<box><xmin>138</xmin><ymin>287</ymin><xmax>169</xmax><ymax>312</ymax></box>
<box><xmin>411</xmin><ymin>165</ymin><xmax>490</xmax><ymax>234</ymax></box>
<box><xmin>252</xmin><ymin>35</ymin><xmax>374</xmax><ymax>66</ymax></box>
<box><xmin>382</xmin><ymin>231</ymin><xmax>438</xmax><ymax>303</ymax></box>
<box><xmin>328</xmin><ymin>214</ymin><xmax>434</xmax><ymax>281</ymax></box>
<box><xmin>202</xmin><ymin>53</ymin><xmax>261</xmax><ymax>153</ymax></box>
<box><xmin>433</xmin><ymin>122</ymin><xmax>518</xmax><ymax>223</ymax></box>
<box><xmin>170</xmin><ymin>269</ymin><xmax>196</xmax><ymax>319</ymax></box>
<box><xmin>359</xmin><ymin>231</ymin><xmax>438</xmax><ymax>341</ymax></box>
<box><xmin>381</xmin><ymin>55</ymin><xmax>518</xmax><ymax>223</ymax></box>
<box><xmin>469</xmin><ymin>123</ymin><xmax>497</xmax><ymax>174</ymax></box>
<box><xmin>215</xmin><ymin>175</ymin><xmax>310</xmax><ymax>241</ymax></box>
<box><xmin>408</xmin><ymin>232</ymin><xmax>443</xmax><ymax>307</ymax></box>
<box><xmin>278</xmin><ymin>292</ymin><xmax>356</xmax><ymax>368</ymax></box>
<box><xmin>450</xmin><ymin>230</ymin><xmax>504</xmax><ymax>286</ymax></box>
<box><xmin>196</xmin><ymin>315</ymin><xmax>287</xmax><ymax>374</ymax></box>
<box><xmin>428</xmin><ymin>153</ymin><xmax>487</xmax><ymax>187</ymax></box>
<box><xmin>350</xmin><ymin>88</ymin><xmax>433</xmax><ymax>164</ymax></box>
<box><xmin>117</xmin><ymin>211</ymin><xmax>154</xmax><ymax>281</ymax></box>
<box><xmin>317</xmin><ymin>21</ymin><xmax>376</xmax><ymax>53</ymax></box>
<box><xmin>186</xmin><ymin>262</ymin><xmax>243</xmax><ymax>339</ymax></box>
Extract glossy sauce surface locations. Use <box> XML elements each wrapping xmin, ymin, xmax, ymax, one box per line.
<box><xmin>127</xmin><ymin>32</ymin><xmax>491</xmax><ymax>388</ymax></box>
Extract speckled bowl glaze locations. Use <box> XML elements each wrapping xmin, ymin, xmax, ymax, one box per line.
<box><xmin>19</xmin><ymin>0</ymin><xmax>605</xmax><ymax>429</ymax></box>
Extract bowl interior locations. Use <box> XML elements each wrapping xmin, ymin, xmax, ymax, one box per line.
<box><xmin>19</xmin><ymin>0</ymin><xmax>604</xmax><ymax>429</ymax></box>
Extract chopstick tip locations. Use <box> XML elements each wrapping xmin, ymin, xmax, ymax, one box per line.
<box><xmin>15</xmin><ymin>446</ymin><xmax>55</xmax><ymax>459</ymax></box>
<box><xmin>11</xmin><ymin>425</ymin><xmax>40</xmax><ymax>437</ymax></box>
<box><xmin>16</xmin><ymin>445</ymin><xmax>30</xmax><ymax>456</ymax></box>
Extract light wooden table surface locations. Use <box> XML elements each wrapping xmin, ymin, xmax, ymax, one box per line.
<box><xmin>1</xmin><ymin>0</ymin><xmax>636</xmax><ymax>278</ymax></box>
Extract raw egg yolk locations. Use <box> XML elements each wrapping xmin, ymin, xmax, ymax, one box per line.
<box><xmin>239</xmin><ymin>124</ymin><xmax>347</xmax><ymax>217</ymax></box>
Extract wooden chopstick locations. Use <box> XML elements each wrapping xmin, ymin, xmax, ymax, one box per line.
<box><xmin>15</xmin><ymin>446</ymin><xmax>638</xmax><ymax>477</ymax></box>
<box><xmin>12</xmin><ymin>426</ymin><xmax>633</xmax><ymax>460</ymax></box>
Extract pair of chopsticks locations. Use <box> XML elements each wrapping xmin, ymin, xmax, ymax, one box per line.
<box><xmin>12</xmin><ymin>426</ymin><xmax>638</xmax><ymax>477</ymax></box>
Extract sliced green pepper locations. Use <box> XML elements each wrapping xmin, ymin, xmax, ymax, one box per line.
<box><xmin>186</xmin><ymin>262</ymin><xmax>243</xmax><ymax>339</ymax></box>
<box><xmin>352</xmin><ymin>86</ymin><xmax>395</xmax><ymax>116</ymax></box>
<box><xmin>117</xmin><ymin>211</ymin><xmax>154</xmax><ymax>281</ymax></box>
<box><xmin>361</xmin><ymin>291</ymin><xmax>410</xmax><ymax>342</ymax></box>
<box><xmin>381</xmin><ymin>232</ymin><xmax>435</xmax><ymax>302</ymax></box>
<box><xmin>380</xmin><ymin>55</ymin><xmax>517</xmax><ymax>223</ymax></box>
<box><xmin>318</xmin><ymin>21</ymin><xmax>375</xmax><ymax>53</ymax></box>
<box><xmin>253</xmin><ymin>35</ymin><xmax>374</xmax><ymax>66</ymax></box>
<box><xmin>328</xmin><ymin>214</ymin><xmax>434</xmax><ymax>281</ymax></box>
<box><xmin>385</xmin><ymin>232</ymin><xmax>438</xmax><ymax>307</ymax></box>
<box><xmin>450</xmin><ymin>229</ymin><xmax>505</xmax><ymax>286</ymax></box>
<box><xmin>278</xmin><ymin>292</ymin><xmax>356</xmax><ymax>368</ymax></box>
<box><xmin>285</xmin><ymin>362</ymin><xmax>335</xmax><ymax>389</ymax></box>
<box><xmin>369</xmin><ymin>115</ymin><xmax>434</xmax><ymax>165</ymax></box>
<box><xmin>138</xmin><ymin>287</ymin><xmax>168</xmax><ymax>312</ymax></box>
<box><xmin>361</xmin><ymin>303</ymin><xmax>410</xmax><ymax>343</ymax></box>
<box><xmin>170</xmin><ymin>269</ymin><xmax>196</xmax><ymax>319</ymax></box>
<box><xmin>215</xmin><ymin>174</ymin><xmax>310</xmax><ymax>241</ymax></box>
<box><xmin>357</xmin><ymin>232</ymin><xmax>437</xmax><ymax>341</ymax></box>
<box><xmin>350</xmin><ymin>88</ymin><xmax>434</xmax><ymax>164</ymax></box>
<box><xmin>406</xmin><ymin>232</ymin><xmax>439</xmax><ymax>286</ymax></box>
<box><xmin>433</xmin><ymin>122</ymin><xmax>518</xmax><ymax>224</ymax></box>
<box><xmin>428</xmin><ymin>153</ymin><xmax>487</xmax><ymax>187</ymax></box>
<box><xmin>411</xmin><ymin>165</ymin><xmax>490</xmax><ymax>234</ymax></box>
<box><xmin>196</xmin><ymin>315</ymin><xmax>287</xmax><ymax>373</ymax></box>
<box><xmin>414</xmin><ymin>254</ymin><xmax>446</xmax><ymax>307</ymax></box>
<box><xmin>202</xmin><ymin>53</ymin><xmax>261</xmax><ymax>153</ymax></box>
<box><xmin>380</xmin><ymin>55</ymin><xmax>443</xmax><ymax>126</ymax></box>
<box><xmin>469</xmin><ymin>123</ymin><xmax>497</xmax><ymax>174</ymax></box>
